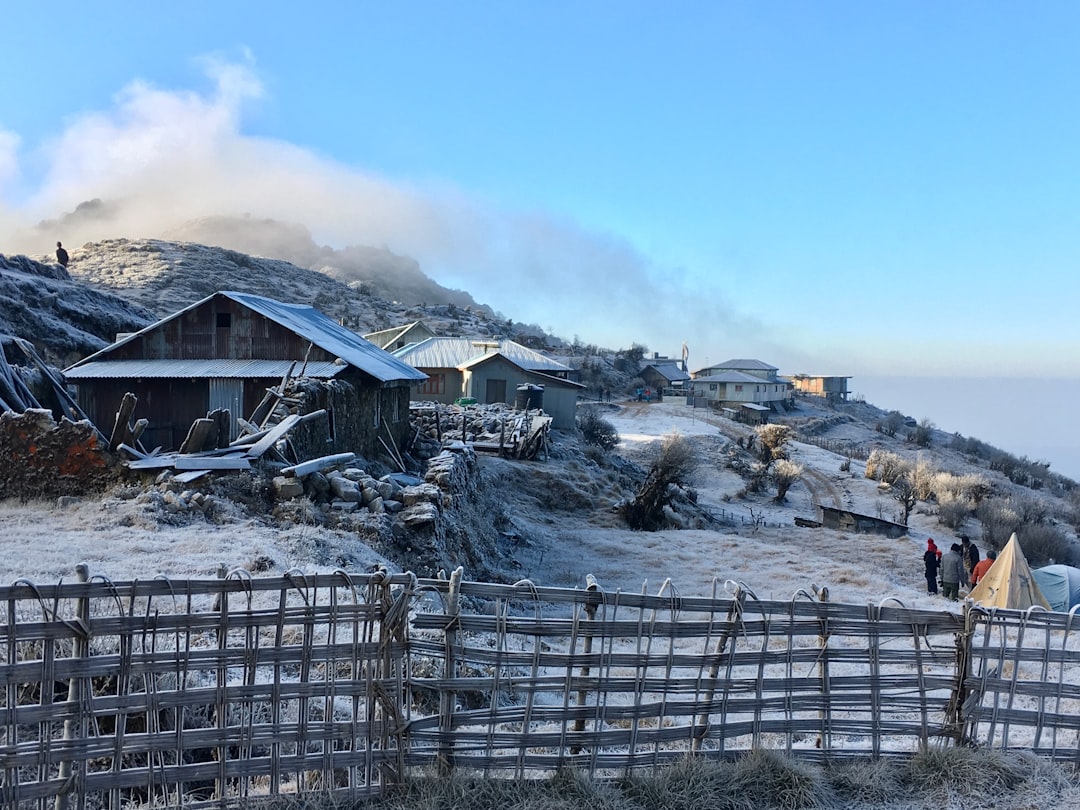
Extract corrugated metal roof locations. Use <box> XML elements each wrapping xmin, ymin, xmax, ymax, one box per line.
<box><xmin>646</xmin><ymin>362</ymin><xmax>690</xmax><ymax>381</ymax></box>
<box><xmin>65</xmin><ymin>291</ymin><xmax>427</xmax><ymax>383</ymax></box>
<box><xmin>393</xmin><ymin>338</ymin><xmax>571</xmax><ymax>373</ymax></box>
<box><xmin>691</xmin><ymin>371</ymin><xmax>765</xmax><ymax>384</ymax></box>
<box><xmin>714</xmin><ymin>358</ymin><xmax>778</xmax><ymax>371</ymax></box>
<box><xmin>63</xmin><ymin>359</ymin><xmax>346</xmax><ymax>380</ymax></box>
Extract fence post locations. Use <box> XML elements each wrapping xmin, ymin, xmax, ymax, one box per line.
<box><xmin>570</xmin><ymin>574</ymin><xmax>600</xmax><ymax>753</ymax></box>
<box><xmin>945</xmin><ymin>602</ymin><xmax>975</xmax><ymax>745</ymax></box>
<box><xmin>693</xmin><ymin>585</ymin><xmax>746</xmax><ymax>753</ymax></box>
<box><xmin>438</xmin><ymin>567</ymin><xmax>463</xmax><ymax>774</ymax></box>
<box><xmin>55</xmin><ymin>563</ymin><xmax>90</xmax><ymax>810</ymax></box>
<box><xmin>815</xmin><ymin>585</ymin><xmax>831</xmax><ymax>752</ymax></box>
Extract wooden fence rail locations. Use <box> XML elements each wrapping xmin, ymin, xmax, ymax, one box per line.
<box><xmin>1</xmin><ymin>570</ymin><xmax>1079</xmax><ymax>808</ymax></box>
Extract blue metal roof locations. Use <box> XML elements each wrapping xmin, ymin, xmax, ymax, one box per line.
<box><xmin>64</xmin><ymin>359</ymin><xmax>346</xmax><ymax>380</ymax></box>
<box><xmin>65</xmin><ymin>291</ymin><xmax>427</xmax><ymax>383</ymax></box>
<box><xmin>393</xmin><ymin>337</ymin><xmax>571</xmax><ymax>373</ymax></box>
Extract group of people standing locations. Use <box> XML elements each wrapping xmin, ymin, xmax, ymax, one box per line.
<box><xmin>923</xmin><ymin>536</ymin><xmax>997</xmax><ymax>601</ymax></box>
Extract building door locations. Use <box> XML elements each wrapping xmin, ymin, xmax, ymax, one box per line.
<box><xmin>485</xmin><ymin>378</ymin><xmax>507</xmax><ymax>404</ymax></box>
<box><xmin>208</xmin><ymin>379</ymin><xmax>244</xmax><ymax>440</ymax></box>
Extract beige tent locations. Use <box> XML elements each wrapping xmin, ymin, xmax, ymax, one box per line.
<box><xmin>968</xmin><ymin>533</ymin><xmax>1051</xmax><ymax>610</ymax></box>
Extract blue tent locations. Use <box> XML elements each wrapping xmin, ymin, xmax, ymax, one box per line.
<box><xmin>1032</xmin><ymin>565</ymin><xmax>1080</xmax><ymax>613</ymax></box>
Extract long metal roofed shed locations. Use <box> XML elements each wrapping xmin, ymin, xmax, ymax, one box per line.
<box><xmin>393</xmin><ymin>336</ymin><xmax>584</xmax><ymax>429</ymax></box>
<box><xmin>64</xmin><ymin>291</ymin><xmax>426</xmax><ymax>456</ymax></box>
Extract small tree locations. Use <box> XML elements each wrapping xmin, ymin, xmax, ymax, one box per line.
<box><xmin>755</xmin><ymin>424</ymin><xmax>793</xmax><ymax>466</ymax></box>
<box><xmin>891</xmin><ymin>472</ymin><xmax>918</xmax><ymax>525</ymax></box>
<box><xmin>577</xmin><ymin>406</ymin><xmax>619</xmax><ymax>451</ymax></box>
<box><xmin>878</xmin><ymin>410</ymin><xmax>905</xmax><ymax>438</ymax></box>
<box><xmin>772</xmin><ymin>459</ymin><xmax>804</xmax><ymax>503</ymax></box>
<box><xmin>621</xmin><ymin>432</ymin><xmax>698</xmax><ymax>530</ymax></box>
<box><xmin>910</xmin><ymin>418</ymin><xmax>935</xmax><ymax>448</ymax></box>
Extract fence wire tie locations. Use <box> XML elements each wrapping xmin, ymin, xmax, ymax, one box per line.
<box><xmin>332</xmin><ymin>568</ymin><xmax>360</xmax><ymax>605</ymax></box>
<box><xmin>89</xmin><ymin>573</ymin><xmax>125</xmax><ymax>616</ymax></box>
<box><xmin>10</xmin><ymin>578</ymin><xmax>90</xmax><ymax>639</ymax></box>
<box><xmin>282</xmin><ymin>568</ymin><xmax>309</xmax><ymax>606</ymax></box>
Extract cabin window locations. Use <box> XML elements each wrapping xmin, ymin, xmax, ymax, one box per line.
<box><xmin>216</xmin><ymin>312</ymin><xmax>231</xmax><ymax>328</ymax></box>
<box><xmin>709</xmin><ymin>383</ymin><xmax>717</xmax><ymax>392</ymax></box>
<box><xmin>326</xmin><ymin>407</ymin><xmax>336</xmax><ymax>442</ymax></box>
<box><xmin>421</xmin><ymin>373</ymin><xmax>446</xmax><ymax>396</ymax></box>
<box><xmin>373</xmin><ymin>398</ymin><xmax>381</xmax><ymax>429</ymax></box>
<box><xmin>734</xmin><ymin>385</ymin><xmax>743</xmax><ymax>392</ymax></box>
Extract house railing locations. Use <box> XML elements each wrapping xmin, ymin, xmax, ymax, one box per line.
<box><xmin>2</xmin><ymin>569</ymin><xmax>1079</xmax><ymax>808</ymax></box>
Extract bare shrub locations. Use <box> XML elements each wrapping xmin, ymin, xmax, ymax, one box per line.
<box><xmin>577</xmin><ymin>406</ymin><xmax>619</xmax><ymax>451</ymax></box>
<box><xmin>755</xmin><ymin>423</ymin><xmax>794</xmax><ymax>465</ymax></box>
<box><xmin>910</xmin><ymin>417</ymin><xmax>935</xmax><ymax>448</ymax></box>
<box><xmin>912</xmin><ymin>458</ymin><xmax>937</xmax><ymax>501</ymax></box>
<box><xmin>975</xmin><ymin>495</ymin><xmax>1053</xmax><ymax>551</ymax></box>
<box><xmin>1019</xmin><ymin>524</ymin><xmax>1077</xmax><ymax>567</ymax></box>
<box><xmin>621</xmin><ymin>432</ymin><xmax>698</xmax><ymax>531</ymax></box>
<box><xmin>772</xmin><ymin>459</ymin><xmax>804</xmax><ymax>503</ymax></box>
<box><xmin>936</xmin><ymin>492</ymin><xmax>971</xmax><ymax>530</ymax></box>
<box><xmin>890</xmin><ymin>472</ymin><xmax>918</xmax><ymax>525</ymax></box>
<box><xmin>877</xmin><ymin>410</ymin><xmax>906</xmax><ymax>438</ymax></box>
<box><xmin>865</xmin><ymin>449</ymin><xmax>910</xmax><ymax>485</ymax></box>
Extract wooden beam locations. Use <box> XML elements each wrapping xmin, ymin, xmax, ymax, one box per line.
<box><xmin>244</xmin><ymin>414</ymin><xmax>301</xmax><ymax>458</ymax></box>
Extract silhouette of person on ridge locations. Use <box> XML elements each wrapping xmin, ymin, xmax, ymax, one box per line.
<box><xmin>55</xmin><ymin>242</ymin><xmax>69</xmax><ymax>267</ymax></box>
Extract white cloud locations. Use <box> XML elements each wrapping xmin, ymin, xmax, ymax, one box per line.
<box><xmin>2</xmin><ymin>57</ymin><xmax>818</xmax><ymax>365</ymax></box>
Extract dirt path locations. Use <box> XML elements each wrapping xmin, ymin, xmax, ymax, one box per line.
<box><xmin>801</xmin><ymin>466</ymin><xmax>844</xmax><ymax>509</ymax></box>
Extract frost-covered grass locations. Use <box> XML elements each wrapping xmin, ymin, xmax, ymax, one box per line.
<box><xmin>216</xmin><ymin>748</ymin><xmax>1080</xmax><ymax>810</ymax></box>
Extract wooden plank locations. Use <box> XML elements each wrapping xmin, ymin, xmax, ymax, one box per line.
<box><xmin>108</xmin><ymin>392</ymin><xmax>138</xmax><ymax>451</ymax></box>
<box><xmin>174</xmin><ymin>456</ymin><xmax>251</xmax><ymax>471</ymax></box>
<box><xmin>179</xmin><ymin>418</ymin><xmax>215</xmax><ymax>454</ymax></box>
<box><xmin>244</xmin><ymin>414</ymin><xmax>301</xmax><ymax>458</ymax></box>
<box><xmin>280</xmin><ymin>453</ymin><xmax>356</xmax><ymax>477</ymax></box>
<box><xmin>173</xmin><ymin>469</ymin><xmax>211</xmax><ymax>484</ymax></box>
<box><xmin>126</xmin><ymin>454</ymin><xmax>180</xmax><ymax>470</ymax></box>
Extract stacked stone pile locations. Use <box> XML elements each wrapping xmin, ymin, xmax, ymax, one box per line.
<box><xmin>268</xmin><ymin>446</ymin><xmax>473</xmax><ymax>527</ymax></box>
<box><xmin>410</xmin><ymin>402</ymin><xmax>519</xmax><ymax>445</ymax></box>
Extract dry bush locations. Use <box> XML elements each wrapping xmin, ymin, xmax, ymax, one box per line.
<box><xmin>865</xmin><ymin>448</ymin><xmax>910</xmax><ymax>485</ymax></box>
<box><xmin>755</xmin><ymin>424</ymin><xmax>794</xmax><ymax>463</ymax></box>
<box><xmin>577</xmin><ymin>406</ymin><xmax>620</xmax><ymax>451</ymax></box>
<box><xmin>912</xmin><ymin>458</ymin><xmax>938</xmax><ymax>501</ymax></box>
<box><xmin>1020</xmin><ymin>523</ymin><xmax>1077</xmax><ymax>567</ymax></box>
<box><xmin>936</xmin><ymin>491</ymin><xmax>971</xmax><ymax>530</ymax></box>
<box><xmin>772</xmin><ymin>459</ymin><xmax>804</xmax><ymax>503</ymax></box>
<box><xmin>621</xmin><ymin>432</ymin><xmax>699</xmax><ymax>531</ymax></box>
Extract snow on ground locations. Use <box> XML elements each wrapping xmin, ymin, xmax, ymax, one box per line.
<box><xmin>514</xmin><ymin>401</ymin><xmax>956</xmax><ymax>614</ymax></box>
<box><xmin>0</xmin><ymin>399</ymin><xmax>956</xmax><ymax>613</ymax></box>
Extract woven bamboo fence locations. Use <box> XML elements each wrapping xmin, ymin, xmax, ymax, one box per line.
<box><xmin>4</xmin><ymin>567</ymin><xmax>1080</xmax><ymax>809</ymax></box>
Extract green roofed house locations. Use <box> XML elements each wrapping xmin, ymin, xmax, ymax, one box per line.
<box><xmin>63</xmin><ymin>291</ymin><xmax>427</xmax><ymax>459</ymax></box>
<box><xmin>394</xmin><ymin>337</ymin><xmax>585</xmax><ymax>430</ymax></box>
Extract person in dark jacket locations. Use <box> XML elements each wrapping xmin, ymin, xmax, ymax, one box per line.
<box><xmin>55</xmin><ymin>241</ymin><xmax>69</xmax><ymax>267</ymax></box>
<box><xmin>940</xmin><ymin>543</ymin><xmax>965</xmax><ymax>601</ymax></box>
<box><xmin>924</xmin><ymin>539</ymin><xmax>941</xmax><ymax>595</ymax></box>
<box><xmin>962</xmin><ymin>536</ymin><xmax>980</xmax><ymax>587</ymax></box>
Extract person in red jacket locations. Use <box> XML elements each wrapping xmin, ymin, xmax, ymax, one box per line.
<box><xmin>970</xmin><ymin>549</ymin><xmax>997</xmax><ymax>586</ymax></box>
<box><xmin>924</xmin><ymin>539</ymin><xmax>942</xmax><ymax>594</ymax></box>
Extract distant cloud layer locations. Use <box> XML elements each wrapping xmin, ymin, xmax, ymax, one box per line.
<box><xmin>0</xmin><ymin>57</ymin><xmax>822</xmax><ymax>370</ymax></box>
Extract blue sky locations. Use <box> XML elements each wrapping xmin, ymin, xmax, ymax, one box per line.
<box><xmin>1</xmin><ymin>2</ymin><xmax>1078</xmax><ymax>377</ymax></box>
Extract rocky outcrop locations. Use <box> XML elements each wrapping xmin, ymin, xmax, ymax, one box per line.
<box><xmin>0</xmin><ymin>253</ymin><xmax>154</xmax><ymax>366</ymax></box>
